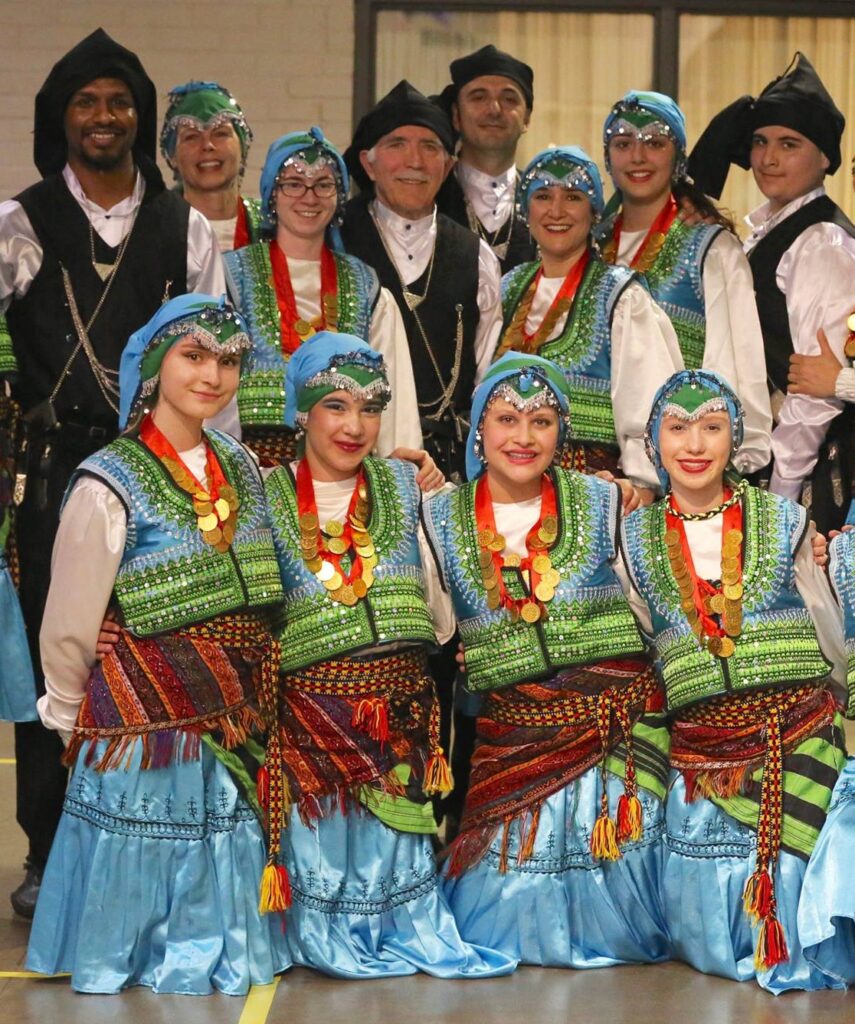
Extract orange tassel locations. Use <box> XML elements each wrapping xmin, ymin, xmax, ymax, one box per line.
<box><xmin>351</xmin><ymin>697</ymin><xmax>389</xmax><ymax>744</ymax></box>
<box><xmin>743</xmin><ymin>869</ymin><xmax>773</xmax><ymax>923</ymax></box>
<box><xmin>256</xmin><ymin>764</ymin><xmax>270</xmax><ymax>809</ymax></box>
<box><xmin>616</xmin><ymin>794</ymin><xmax>643</xmax><ymax>844</ymax></box>
<box><xmin>259</xmin><ymin>861</ymin><xmax>292</xmax><ymax>914</ymax></box>
<box><xmin>754</xmin><ymin>915</ymin><xmax>789</xmax><ymax>971</ymax></box>
<box><xmin>591</xmin><ymin>814</ymin><xmax>621</xmax><ymax>861</ymax></box>
<box><xmin>423</xmin><ymin>748</ymin><xmax>453</xmax><ymax>795</ymax></box>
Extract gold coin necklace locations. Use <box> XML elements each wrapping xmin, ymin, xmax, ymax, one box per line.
<box><xmin>296</xmin><ymin>458</ymin><xmax>376</xmax><ymax>606</ymax></box>
<box><xmin>664</xmin><ymin>488</ymin><xmax>744</xmax><ymax>658</ymax></box>
<box><xmin>600</xmin><ymin>193</ymin><xmax>677</xmax><ymax>273</ymax></box>
<box><xmin>140</xmin><ymin>414</ymin><xmax>239</xmax><ymax>554</ymax></box>
<box><xmin>474</xmin><ymin>473</ymin><xmax>560</xmax><ymax>623</ymax></box>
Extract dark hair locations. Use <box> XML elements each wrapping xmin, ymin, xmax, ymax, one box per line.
<box><xmin>672</xmin><ymin>178</ymin><xmax>737</xmax><ymax>234</ymax></box>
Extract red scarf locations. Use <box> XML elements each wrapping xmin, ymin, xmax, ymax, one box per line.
<box><xmin>269</xmin><ymin>243</ymin><xmax>338</xmax><ymax>355</ymax></box>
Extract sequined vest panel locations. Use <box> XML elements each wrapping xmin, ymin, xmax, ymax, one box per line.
<box><xmin>828</xmin><ymin>530</ymin><xmax>855</xmax><ymax>716</ymax></box>
<box><xmin>265</xmin><ymin>456</ymin><xmax>437</xmax><ymax>671</ymax></box>
<box><xmin>69</xmin><ymin>430</ymin><xmax>283</xmax><ymax>635</ymax></box>
<box><xmin>500</xmin><ymin>258</ymin><xmax>636</xmax><ymax>447</ymax></box>
<box><xmin>424</xmin><ymin>470</ymin><xmax>644</xmax><ymax>691</ymax></box>
<box><xmin>621</xmin><ymin>487</ymin><xmax>831</xmax><ymax>711</ymax></box>
<box><xmin>224</xmin><ymin>243</ymin><xmax>380</xmax><ymax>427</ymax></box>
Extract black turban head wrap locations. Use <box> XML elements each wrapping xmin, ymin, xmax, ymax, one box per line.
<box><xmin>437</xmin><ymin>44</ymin><xmax>534</xmax><ymax>118</ymax></box>
<box><xmin>343</xmin><ymin>80</ymin><xmax>455</xmax><ymax>192</ymax></box>
<box><xmin>687</xmin><ymin>52</ymin><xmax>844</xmax><ymax>199</ymax></box>
<box><xmin>33</xmin><ymin>27</ymin><xmax>159</xmax><ymax>181</ymax></box>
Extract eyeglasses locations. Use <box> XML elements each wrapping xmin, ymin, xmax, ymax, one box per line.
<box><xmin>276</xmin><ymin>178</ymin><xmax>338</xmax><ymax>199</ymax></box>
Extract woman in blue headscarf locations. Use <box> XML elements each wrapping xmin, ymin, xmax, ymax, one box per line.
<box><xmin>426</xmin><ymin>352</ymin><xmax>672</xmax><ymax>968</ymax></box>
<box><xmin>622</xmin><ymin>369</ymin><xmax>853</xmax><ymax>992</ymax></box>
<box><xmin>495</xmin><ymin>145</ymin><xmax>682</xmax><ymax>503</ymax></box>
<box><xmin>221</xmin><ymin>127</ymin><xmax>420</xmax><ymax>464</ymax></box>
<box><xmin>261</xmin><ymin>330</ymin><xmax>515</xmax><ymax>979</ymax></box>
<box><xmin>26</xmin><ymin>295</ymin><xmax>291</xmax><ymax>995</ymax></box>
<box><xmin>598</xmin><ymin>91</ymin><xmax>772</xmax><ymax>476</ymax></box>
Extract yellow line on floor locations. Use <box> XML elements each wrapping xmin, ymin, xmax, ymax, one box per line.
<box><xmin>238</xmin><ymin>977</ymin><xmax>281</xmax><ymax>1024</ymax></box>
<box><xmin>0</xmin><ymin>971</ymin><xmax>69</xmax><ymax>978</ymax></box>
<box><xmin>0</xmin><ymin>758</ymin><xmax>15</xmax><ymax>765</ymax></box>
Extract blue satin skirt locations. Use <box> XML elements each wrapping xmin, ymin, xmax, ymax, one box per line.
<box><xmin>0</xmin><ymin>558</ymin><xmax>36</xmax><ymax>722</ymax></box>
<box><xmin>26</xmin><ymin>738</ymin><xmax>291</xmax><ymax>995</ymax></box>
<box><xmin>664</xmin><ymin>766</ymin><xmax>854</xmax><ymax>993</ymax></box>
<box><xmin>798</xmin><ymin>757</ymin><xmax>855</xmax><ymax>986</ymax></box>
<box><xmin>442</xmin><ymin>767</ymin><xmax>670</xmax><ymax>967</ymax></box>
<box><xmin>282</xmin><ymin>805</ymin><xmax>517</xmax><ymax>978</ymax></box>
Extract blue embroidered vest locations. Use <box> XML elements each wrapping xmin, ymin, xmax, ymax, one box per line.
<box><xmin>423</xmin><ymin>470</ymin><xmax>644</xmax><ymax>691</ymax></box>
<box><xmin>265</xmin><ymin>457</ymin><xmax>437</xmax><ymax>672</ymax></box>
<box><xmin>69</xmin><ymin>430</ymin><xmax>283</xmax><ymax>636</ymax></box>
<box><xmin>597</xmin><ymin>215</ymin><xmax>722</xmax><ymax>370</ymax></box>
<box><xmin>224</xmin><ymin>243</ymin><xmax>380</xmax><ymax>427</ymax></box>
<box><xmin>828</xmin><ymin>530</ymin><xmax>855</xmax><ymax>717</ymax></box>
<box><xmin>500</xmin><ymin>258</ymin><xmax>636</xmax><ymax>447</ymax></box>
<box><xmin>622</xmin><ymin>487</ymin><xmax>831</xmax><ymax>711</ymax></box>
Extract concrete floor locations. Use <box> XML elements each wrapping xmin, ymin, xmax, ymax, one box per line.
<box><xmin>0</xmin><ymin>722</ymin><xmax>852</xmax><ymax>1024</ymax></box>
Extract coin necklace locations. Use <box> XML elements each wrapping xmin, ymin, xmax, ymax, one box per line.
<box><xmin>269</xmin><ymin>242</ymin><xmax>339</xmax><ymax>354</ymax></box>
<box><xmin>496</xmin><ymin>249</ymin><xmax>590</xmax><ymax>359</ymax></box>
<box><xmin>474</xmin><ymin>473</ymin><xmax>560</xmax><ymax>623</ymax></box>
<box><xmin>600</xmin><ymin>193</ymin><xmax>677</xmax><ymax>272</ymax></box>
<box><xmin>295</xmin><ymin>458</ymin><xmax>377</xmax><ymax>607</ymax></box>
<box><xmin>663</xmin><ymin>489</ymin><xmax>743</xmax><ymax>658</ymax></box>
<box><xmin>140</xmin><ymin>414</ymin><xmax>239</xmax><ymax>554</ymax></box>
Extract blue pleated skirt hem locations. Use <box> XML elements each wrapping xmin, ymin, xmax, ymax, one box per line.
<box><xmin>282</xmin><ymin>805</ymin><xmax>517</xmax><ymax>979</ymax></box>
<box><xmin>0</xmin><ymin>563</ymin><xmax>37</xmax><ymax>722</ymax></box>
<box><xmin>26</xmin><ymin>739</ymin><xmax>291</xmax><ymax>995</ymax></box>
<box><xmin>442</xmin><ymin>768</ymin><xmax>670</xmax><ymax>968</ymax></box>
<box><xmin>665</xmin><ymin>767</ymin><xmax>853</xmax><ymax>993</ymax></box>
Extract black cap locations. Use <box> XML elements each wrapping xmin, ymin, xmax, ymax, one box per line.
<box><xmin>33</xmin><ymin>28</ymin><xmax>159</xmax><ymax>180</ymax></box>
<box><xmin>447</xmin><ymin>45</ymin><xmax>533</xmax><ymax>111</ymax></box>
<box><xmin>688</xmin><ymin>52</ymin><xmax>844</xmax><ymax>199</ymax></box>
<box><xmin>344</xmin><ymin>80</ymin><xmax>455</xmax><ymax>191</ymax></box>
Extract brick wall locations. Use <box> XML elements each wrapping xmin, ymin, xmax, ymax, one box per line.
<box><xmin>0</xmin><ymin>0</ymin><xmax>355</xmax><ymax>199</ymax></box>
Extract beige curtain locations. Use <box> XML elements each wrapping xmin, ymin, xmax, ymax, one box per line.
<box><xmin>375</xmin><ymin>9</ymin><xmax>654</xmax><ymax>171</ymax></box>
<box><xmin>679</xmin><ymin>14</ymin><xmax>855</xmax><ymax>229</ymax></box>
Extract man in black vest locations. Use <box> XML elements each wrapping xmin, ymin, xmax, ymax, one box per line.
<box><xmin>689</xmin><ymin>53</ymin><xmax>855</xmax><ymax>533</ymax></box>
<box><xmin>341</xmin><ymin>80</ymin><xmax>502</xmax><ymax>484</ymax></box>
<box><xmin>435</xmin><ymin>45</ymin><xmax>537</xmax><ymax>274</ymax></box>
<box><xmin>0</xmin><ymin>28</ymin><xmax>224</xmax><ymax>917</ymax></box>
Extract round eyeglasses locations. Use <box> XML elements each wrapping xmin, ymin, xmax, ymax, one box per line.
<box><xmin>276</xmin><ymin>178</ymin><xmax>338</xmax><ymax>199</ymax></box>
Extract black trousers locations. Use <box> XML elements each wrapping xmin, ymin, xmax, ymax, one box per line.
<box><xmin>14</xmin><ymin>428</ymin><xmax>111</xmax><ymax>869</ymax></box>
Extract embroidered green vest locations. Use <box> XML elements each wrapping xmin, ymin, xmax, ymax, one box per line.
<box><xmin>70</xmin><ymin>430</ymin><xmax>283</xmax><ymax>636</ymax></box>
<box><xmin>424</xmin><ymin>470</ymin><xmax>645</xmax><ymax>691</ymax></box>
<box><xmin>0</xmin><ymin>314</ymin><xmax>15</xmax><ymax>375</ymax></box>
<box><xmin>500</xmin><ymin>258</ymin><xmax>636</xmax><ymax>448</ymax></box>
<box><xmin>622</xmin><ymin>487</ymin><xmax>832</xmax><ymax>711</ymax></box>
<box><xmin>224</xmin><ymin>243</ymin><xmax>379</xmax><ymax>427</ymax></box>
<box><xmin>265</xmin><ymin>457</ymin><xmax>437</xmax><ymax>672</ymax></box>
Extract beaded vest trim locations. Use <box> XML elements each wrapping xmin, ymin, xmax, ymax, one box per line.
<box><xmin>265</xmin><ymin>456</ymin><xmax>437</xmax><ymax>671</ymax></box>
<box><xmin>72</xmin><ymin>430</ymin><xmax>283</xmax><ymax>635</ymax></box>
<box><xmin>622</xmin><ymin>487</ymin><xmax>831</xmax><ymax>711</ymax></box>
<box><xmin>500</xmin><ymin>259</ymin><xmax>634</xmax><ymax>446</ymax></box>
<box><xmin>225</xmin><ymin>243</ymin><xmax>379</xmax><ymax>426</ymax></box>
<box><xmin>0</xmin><ymin>313</ymin><xmax>15</xmax><ymax>375</ymax></box>
<box><xmin>425</xmin><ymin>470</ymin><xmax>644</xmax><ymax>692</ymax></box>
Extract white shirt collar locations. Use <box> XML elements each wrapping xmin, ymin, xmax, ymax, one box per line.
<box><xmin>456</xmin><ymin>161</ymin><xmax>517</xmax><ymax>228</ymax></box>
<box><xmin>62</xmin><ymin>163</ymin><xmax>145</xmax><ymax>218</ymax></box>
<box><xmin>372</xmin><ymin>196</ymin><xmax>436</xmax><ymax>239</ymax></box>
<box><xmin>456</xmin><ymin>160</ymin><xmax>517</xmax><ymax>196</ymax></box>
<box><xmin>744</xmin><ymin>185</ymin><xmax>826</xmax><ymax>242</ymax></box>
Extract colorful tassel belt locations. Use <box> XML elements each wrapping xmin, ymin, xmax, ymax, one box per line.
<box><xmin>447</xmin><ymin>659</ymin><xmax>661</xmax><ymax>876</ymax></box>
<box><xmin>65</xmin><ymin>611</ymin><xmax>277</xmax><ymax>772</ymax></box>
<box><xmin>257</xmin><ymin>647</ymin><xmax>451</xmax><ymax>916</ymax></box>
<box><xmin>671</xmin><ymin>684</ymin><xmax>836</xmax><ymax>972</ymax></box>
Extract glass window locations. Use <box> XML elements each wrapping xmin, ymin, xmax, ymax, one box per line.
<box><xmin>679</xmin><ymin>13</ymin><xmax>855</xmax><ymax>227</ymax></box>
<box><xmin>375</xmin><ymin>9</ymin><xmax>655</xmax><ymax>172</ymax></box>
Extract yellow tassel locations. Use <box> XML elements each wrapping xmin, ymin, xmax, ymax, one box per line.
<box><xmin>258</xmin><ymin>862</ymin><xmax>292</xmax><ymax>914</ymax></box>
<box><xmin>591</xmin><ymin>814</ymin><xmax>621</xmax><ymax>861</ymax></box>
<box><xmin>423</xmin><ymin>748</ymin><xmax>453</xmax><ymax>795</ymax></box>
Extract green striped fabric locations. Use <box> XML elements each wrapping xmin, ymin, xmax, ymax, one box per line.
<box><xmin>605</xmin><ymin>710</ymin><xmax>671</xmax><ymax>803</ymax></box>
<box><xmin>705</xmin><ymin>715</ymin><xmax>847</xmax><ymax>861</ymax></box>
<box><xmin>357</xmin><ymin>763</ymin><xmax>437</xmax><ymax>834</ymax></box>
